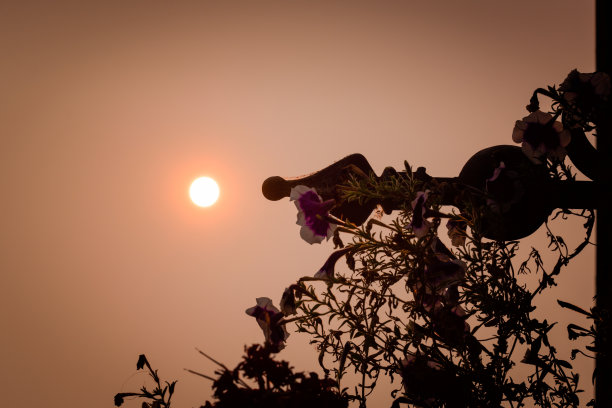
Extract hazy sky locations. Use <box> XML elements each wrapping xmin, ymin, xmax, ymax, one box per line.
<box><xmin>0</xmin><ymin>1</ymin><xmax>596</xmax><ymax>407</ymax></box>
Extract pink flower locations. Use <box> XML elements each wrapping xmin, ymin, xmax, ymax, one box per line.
<box><xmin>409</xmin><ymin>191</ymin><xmax>431</xmax><ymax>238</ymax></box>
<box><xmin>290</xmin><ymin>185</ymin><xmax>336</xmax><ymax>244</ymax></box>
<box><xmin>512</xmin><ymin>110</ymin><xmax>571</xmax><ymax>164</ymax></box>
<box><xmin>560</xmin><ymin>69</ymin><xmax>611</xmax><ymax>103</ymax></box>
<box><xmin>559</xmin><ymin>70</ymin><xmax>611</xmax><ymax>127</ymax></box>
<box><xmin>245</xmin><ymin>297</ymin><xmax>289</xmax><ymax>351</ymax></box>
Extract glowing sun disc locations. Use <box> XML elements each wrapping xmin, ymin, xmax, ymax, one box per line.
<box><xmin>189</xmin><ymin>177</ymin><xmax>220</xmax><ymax>207</ymax></box>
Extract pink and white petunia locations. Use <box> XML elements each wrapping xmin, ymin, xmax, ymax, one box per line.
<box><xmin>245</xmin><ymin>297</ymin><xmax>289</xmax><ymax>351</ymax></box>
<box><xmin>290</xmin><ymin>185</ymin><xmax>336</xmax><ymax>244</ymax></box>
<box><xmin>560</xmin><ymin>69</ymin><xmax>611</xmax><ymax>103</ymax></box>
<box><xmin>512</xmin><ymin>110</ymin><xmax>571</xmax><ymax>164</ymax></box>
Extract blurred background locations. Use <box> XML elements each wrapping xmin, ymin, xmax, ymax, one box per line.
<box><xmin>0</xmin><ymin>1</ymin><xmax>596</xmax><ymax>407</ymax></box>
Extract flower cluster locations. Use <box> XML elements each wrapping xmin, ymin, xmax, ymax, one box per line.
<box><xmin>242</xmin><ymin>85</ymin><xmax>598</xmax><ymax>402</ymax></box>
<box><xmin>515</xmin><ymin>69</ymin><xmax>610</xmax><ymax>164</ymax></box>
<box><xmin>115</xmin><ymin>69</ymin><xmax>599</xmax><ymax>408</ymax></box>
<box><xmin>259</xmin><ymin>153</ymin><xmax>593</xmax><ymax>406</ymax></box>
<box><xmin>560</xmin><ymin>70</ymin><xmax>610</xmax><ymax>103</ymax></box>
<box><xmin>559</xmin><ymin>69</ymin><xmax>611</xmax><ymax>127</ymax></box>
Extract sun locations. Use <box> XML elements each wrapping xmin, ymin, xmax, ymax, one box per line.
<box><xmin>189</xmin><ymin>177</ymin><xmax>220</xmax><ymax>207</ymax></box>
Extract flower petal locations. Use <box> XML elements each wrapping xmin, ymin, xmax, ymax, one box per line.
<box><xmin>290</xmin><ymin>185</ymin><xmax>336</xmax><ymax>245</ymax></box>
<box><xmin>300</xmin><ymin>225</ymin><xmax>326</xmax><ymax>244</ymax></box>
<box><xmin>409</xmin><ymin>191</ymin><xmax>431</xmax><ymax>238</ymax></box>
<box><xmin>289</xmin><ymin>184</ymin><xmax>313</xmax><ymax>201</ymax></box>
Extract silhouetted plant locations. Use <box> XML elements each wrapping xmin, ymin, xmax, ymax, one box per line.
<box><xmin>192</xmin><ymin>344</ymin><xmax>349</xmax><ymax>408</ymax></box>
<box><xmin>114</xmin><ymin>354</ymin><xmax>176</xmax><ymax>408</ymax></box>
<box><xmin>254</xmin><ymin>69</ymin><xmax>605</xmax><ymax>407</ymax></box>
<box><xmin>281</xmin><ymin>178</ymin><xmax>594</xmax><ymax>407</ymax></box>
<box><xmin>115</xmin><ymin>69</ymin><xmax>608</xmax><ymax>407</ymax></box>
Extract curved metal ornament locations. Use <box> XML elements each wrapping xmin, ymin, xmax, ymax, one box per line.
<box><xmin>262</xmin><ymin>146</ymin><xmax>595</xmax><ymax>241</ymax></box>
<box><xmin>262</xmin><ymin>154</ymin><xmax>379</xmax><ymax>226</ymax></box>
<box><xmin>457</xmin><ymin>145</ymin><xmax>551</xmax><ymax>241</ymax></box>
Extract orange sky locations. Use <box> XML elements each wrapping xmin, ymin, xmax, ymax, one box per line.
<box><xmin>0</xmin><ymin>1</ymin><xmax>596</xmax><ymax>407</ymax></box>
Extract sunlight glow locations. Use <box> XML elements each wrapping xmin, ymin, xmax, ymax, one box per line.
<box><xmin>189</xmin><ymin>177</ymin><xmax>220</xmax><ymax>207</ymax></box>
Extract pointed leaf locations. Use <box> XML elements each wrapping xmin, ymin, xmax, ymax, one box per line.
<box><xmin>557</xmin><ymin>300</ymin><xmax>592</xmax><ymax>317</ymax></box>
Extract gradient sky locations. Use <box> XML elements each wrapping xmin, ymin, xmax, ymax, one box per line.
<box><xmin>0</xmin><ymin>1</ymin><xmax>596</xmax><ymax>407</ymax></box>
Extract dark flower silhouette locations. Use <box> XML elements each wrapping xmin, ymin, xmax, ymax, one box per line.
<box><xmin>560</xmin><ymin>69</ymin><xmax>611</xmax><ymax>126</ymax></box>
<box><xmin>202</xmin><ymin>344</ymin><xmax>348</xmax><ymax>408</ymax></box>
<box><xmin>245</xmin><ymin>297</ymin><xmax>289</xmax><ymax>352</ymax></box>
<box><xmin>280</xmin><ymin>286</ymin><xmax>297</xmax><ymax>316</ymax></box>
<box><xmin>409</xmin><ymin>190</ymin><xmax>430</xmax><ymax>238</ymax></box>
<box><xmin>136</xmin><ymin>354</ymin><xmax>149</xmax><ymax>370</ymax></box>
<box><xmin>512</xmin><ymin>110</ymin><xmax>570</xmax><ymax>164</ymax></box>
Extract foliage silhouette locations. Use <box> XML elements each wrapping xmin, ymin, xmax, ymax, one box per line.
<box><xmin>115</xmin><ymin>69</ymin><xmax>608</xmax><ymax>407</ymax></box>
